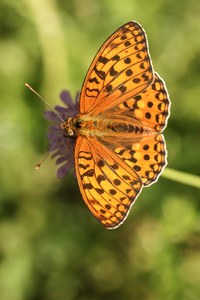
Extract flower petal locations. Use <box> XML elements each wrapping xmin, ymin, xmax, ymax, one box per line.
<box><xmin>44</xmin><ymin>111</ymin><xmax>60</xmax><ymax>122</ymax></box>
<box><xmin>45</xmin><ymin>90</ymin><xmax>79</xmax><ymax>178</ymax></box>
<box><xmin>57</xmin><ymin>163</ymin><xmax>71</xmax><ymax>178</ymax></box>
<box><xmin>60</xmin><ymin>90</ymin><xmax>74</xmax><ymax>107</ymax></box>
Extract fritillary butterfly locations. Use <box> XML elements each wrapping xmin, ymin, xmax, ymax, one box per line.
<box><xmin>61</xmin><ymin>21</ymin><xmax>170</xmax><ymax>229</ymax></box>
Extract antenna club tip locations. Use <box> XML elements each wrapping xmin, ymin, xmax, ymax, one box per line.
<box><xmin>25</xmin><ymin>83</ymin><xmax>33</xmax><ymax>91</ymax></box>
<box><xmin>35</xmin><ymin>164</ymin><xmax>41</xmax><ymax>170</ymax></box>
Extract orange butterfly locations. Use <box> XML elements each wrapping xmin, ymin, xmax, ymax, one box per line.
<box><xmin>60</xmin><ymin>21</ymin><xmax>170</xmax><ymax>229</ymax></box>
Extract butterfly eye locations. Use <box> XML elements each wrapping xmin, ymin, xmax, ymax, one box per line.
<box><xmin>74</xmin><ymin>119</ymin><xmax>82</xmax><ymax>129</ymax></box>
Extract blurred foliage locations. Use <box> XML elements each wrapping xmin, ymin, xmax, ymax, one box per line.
<box><xmin>0</xmin><ymin>0</ymin><xmax>200</xmax><ymax>300</ymax></box>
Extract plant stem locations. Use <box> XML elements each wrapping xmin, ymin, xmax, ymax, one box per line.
<box><xmin>162</xmin><ymin>168</ymin><xmax>200</xmax><ymax>189</ymax></box>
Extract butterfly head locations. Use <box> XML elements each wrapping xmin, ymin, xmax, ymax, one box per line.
<box><xmin>61</xmin><ymin>117</ymin><xmax>75</xmax><ymax>136</ymax></box>
<box><xmin>61</xmin><ymin>116</ymin><xmax>82</xmax><ymax>137</ymax></box>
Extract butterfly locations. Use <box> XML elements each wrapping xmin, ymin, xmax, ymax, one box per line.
<box><xmin>61</xmin><ymin>21</ymin><xmax>170</xmax><ymax>229</ymax></box>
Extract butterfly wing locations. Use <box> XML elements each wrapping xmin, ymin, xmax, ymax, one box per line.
<box><xmin>112</xmin><ymin>72</ymin><xmax>170</xmax><ymax>132</ymax></box>
<box><xmin>75</xmin><ymin>136</ymin><xmax>143</xmax><ymax>228</ymax></box>
<box><xmin>80</xmin><ymin>21</ymin><xmax>154</xmax><ymax>114</ymax></box>
<box><xmin>100</xmin><ymin>73</ymin><xmax>170</xmax><ymax>186</ymax></box>
<box><xmin>111</xmin><ymin>133</ymin><xmax>167</xmax><ymax>186</ymax></box>
<box><xmin>74</xmin><ymin>22</ymin><xmax>170</xmax><ymax>228</ymax></box>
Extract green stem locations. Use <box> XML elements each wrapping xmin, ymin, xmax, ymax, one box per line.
<box><xmin>162</xmin><ymin>167</ymin><xmax>200</xmax><ymax>189</ymax></box>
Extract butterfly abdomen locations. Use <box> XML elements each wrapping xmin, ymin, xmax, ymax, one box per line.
<box><xmin>106</xmin><ymin>122</ymin><xmax>145</xmax><ymax>134</ymax></box>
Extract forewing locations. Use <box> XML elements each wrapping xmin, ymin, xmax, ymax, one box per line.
<box><xmin>75</xmin><ymin>136</ymin><xmax>143</xmax><ymax>229</ymax></box>
<box><xmin>80</xmin><ymin>21</ymin><xmax>154</xmax><ymax>114</ymax></box>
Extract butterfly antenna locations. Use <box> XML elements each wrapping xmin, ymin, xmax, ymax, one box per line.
<box><xmin>25</xmin><ymin>83</ymin><xmax>64</xmax><ymax>122</ymax></box>
<box><xmin>35</xmin><ymin>151</ymin><xmax>52</xmax><ymax>170</ymax></box>
<box><xmin>35</xmin><ymin>140</ymin><xmax>61</xmax><ymax>170</ymax></box>
<box><xmin>25</xmin><ymin>83</ymin><xmax>65</xmax><ymax>170</ymax></box>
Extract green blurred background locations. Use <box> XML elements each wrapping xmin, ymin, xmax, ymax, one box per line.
<box><xmin>0</xmin><ymin>0</ymin><xmax>200</xmax><ymax>299</ymax></box>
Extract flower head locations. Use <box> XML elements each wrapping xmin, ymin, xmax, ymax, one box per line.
<box><xmin>44</xmin><ymin>90</ymin><xmax>79</xmax><ymax>178</ymax></box>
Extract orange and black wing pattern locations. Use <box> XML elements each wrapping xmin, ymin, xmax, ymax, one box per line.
<box><xmin>109</xmin><ymin>72</ymin><xmax>170</xmax><ymax>186</ymax></box>
<box><xmin>73</xmin><ymin>21</ymin><xmax>170</xmax><ymax>228</ymax></box>
<box><xmin>113</xmin><ymin>72</ymin><xmax>170</xmax><ymax>132</ymax></box>
<box><xmin>79</xmin><ymin>21</ymin><xmax>154</xmax><ymax>114</ymax></box>
<box><xmin>75</xmin><ymin>136</ymin><xmax>143</xmax><ymax>228</ymax></box>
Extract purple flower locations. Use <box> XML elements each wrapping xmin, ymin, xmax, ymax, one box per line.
<box><xmin>44</xmin><ymin>90</ymin><xmax>79</xmax><ymax>178</ymax></box>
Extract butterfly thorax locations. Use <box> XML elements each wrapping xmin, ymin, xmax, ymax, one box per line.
<box><xmin>61</xmin><ymin>114</ymin><xmax>152</xmax><ymax>139</ymax></box>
